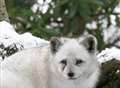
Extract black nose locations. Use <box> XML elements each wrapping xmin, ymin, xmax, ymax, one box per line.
<box><xmin>68</xmin><ymin>72</ymin><xmax>74</xmax><ymax>77</ymax></box>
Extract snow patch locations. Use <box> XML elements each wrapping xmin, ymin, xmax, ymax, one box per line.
<box><xmin>97</xmin><ymin>47</ymin><xmax>120</xmax><ymax>63</ymax></box>
<box><xmin>0</xmin><ymin>21</ymin><xmax>49</xmax><ymax>59</ymax></box>
<box><xmin>103</xmin><ymin>25</ymin><xmax>120</xmax><ymax>46</ymax></box>
<box><xmin>16</xmin><ymin>32</ymin><xmax>49</xmax><ymax>48</ymax></box>
<box><xmin>0</xmin><ymin>21</ymin><xmax>19</xmax><ymax>38</ymax></box>
<box><xmin>114</xmin><ymin>3</ymin><xmax>120</xmax><ymax>13</ymax></box>
<box><xmin>31</xmin><ymin>0</ymin><xmax>51</xmax><ymax>13</ymax></box>
<box><xmin>0</xmin><ymin>21</ymin><xmax>49</xmax><ymax>48</ymax></box>
<box><xmin>86</xmin><ymin>21</ymin><xmax>97</xmax><ymax>30</ymax></box>
<box><xmin>0</xmin><ymin>57</ymin><xmax>2</xmax><ymax>63</ymax></box>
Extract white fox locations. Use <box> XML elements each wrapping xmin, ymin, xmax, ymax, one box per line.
<box><xmin>1</xmin><ymin>35</ymin><xmax>100</xmax><ymax>88</ymax></box>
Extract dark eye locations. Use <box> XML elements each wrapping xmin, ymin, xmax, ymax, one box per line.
<box><xmin>60</xmin><ymin>60</ymin><xmax>67</xmax><ymax>65</ymax></box>
<box><xmin>76</xmin><ymin>59</ymin><xmax>83</xmax><ymax>66</ymax></box>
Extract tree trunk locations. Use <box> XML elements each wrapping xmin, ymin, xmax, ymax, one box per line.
<box><xmin>0</xmin><ymin>0</ymin><xmax>9</xmax><ymax>22</ymax></box>
<box><xmin>63</xmin><ymin>16</ymin><xmax>85</xmax><ymax>37</ymax></box>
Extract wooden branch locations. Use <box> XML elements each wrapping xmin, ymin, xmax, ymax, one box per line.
<box><xmin>0</xmin><ymin>0</ymin><xmax>9</xmax><ymax>22</ymax></box>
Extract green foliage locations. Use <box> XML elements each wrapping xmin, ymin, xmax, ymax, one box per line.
<box><xmin>6</xmin><ymin>0</ymin><xmax>120</xmax><ymax>49</ymax></box>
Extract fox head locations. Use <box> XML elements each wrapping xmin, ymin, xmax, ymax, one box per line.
<box><xmin>50</xmin><ymin>35</ymin><xmax>99</xmax><ymax>80</ymax></box>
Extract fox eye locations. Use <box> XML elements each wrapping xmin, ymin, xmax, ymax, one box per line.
<box><xmin>76</xmin><ymin>59</ymin><xmax>83</xmax><ymax>66</ymax></box>
<box><xmin>60</xmin><ymin>60</ymin><xmax>67</xmax><ymax>65</ymax></box>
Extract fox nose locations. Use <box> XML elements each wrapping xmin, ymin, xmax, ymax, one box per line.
<box><xmin>68</xmin><ymin>72</ymin><xmax>74</xmax><ymax>77</ymax></box>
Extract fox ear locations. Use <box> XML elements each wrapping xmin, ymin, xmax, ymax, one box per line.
<box><xmin>79</xmin><ymin>35</ymin><xmax>97</xmax><ymax>53</ymax></box>
<box><xmin>50</xmin><ymin>37</ymin><xmax>62</xmax><ymax>53</ymax></box>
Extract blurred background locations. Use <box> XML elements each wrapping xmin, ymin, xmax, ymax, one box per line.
<box><xmin>5</xmin><ymin>0</ymin><xmax>120</xmax><ymax>51</ymax></box>
<box><xmin>0</xmin><ymin>0</ymin><xmax>120</xmax><ymax>88</ymax></box>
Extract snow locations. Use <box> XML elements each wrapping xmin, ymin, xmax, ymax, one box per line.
<box><xmin>0</xmin><ymin>57</ymin><xmax>2</xmax><ymax>63</ymax></box>
<box><xmin>103</xmin><ymin>25</ymin><xmax>120</xmax><ymax>45</ymax></box>
<box><xmin>86</xmin><ymin>21</ymin><xmax>97</xmax><ymax>30</ymax></box>
<box><xmin>114</xmin><ymin>3</ymin><xmax>120</xmax><ymax>13</ymax></box>
<box><xmin>0</xmin><ymin>21</ymin><xmax>19</xmax><ymax>38</ymax></box>
<box><xmin>0</xmin><ymin>21</ymin><xmax>49</xmax><ymax>59</ymax></box>
<box><xmin>16</xmin><ymin>32</ymin><xmax>49</xmax><ymax>48</ymax></box>
<box><xmin>0</xmin><ymin>21</ymin><xmax>49</xmax><ymax>48</ymax></box>
<box><xmin>97</xmin><ymin>47</ymin><xmax>120</xmax><ymax>63</ymax></box>
<box><xmin>31</xmin><ymin>0</ymin><xmax>51</xmax><ymax>13</ymax></box>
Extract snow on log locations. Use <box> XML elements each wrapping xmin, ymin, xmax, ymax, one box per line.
<box><xmin>0</xmin><ymin>21</ymin><xmax>49</xmax><ymax>59</ymax></box>
<box><xmin>97</xmin><ymin>47</ymin><xmax>120</xmax><ymax>63</ymax></box>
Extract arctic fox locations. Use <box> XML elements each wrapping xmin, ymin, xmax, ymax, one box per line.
<box><xmin>0</xmin><ymin>35</ymin><xmax>100</xmax><ymax>88</ymax></box>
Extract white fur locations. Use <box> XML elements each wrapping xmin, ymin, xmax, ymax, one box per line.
<box><xmin>0</xmin><ymin>37</ymin><xmax>100</xmax><ymax>88</ymax></box>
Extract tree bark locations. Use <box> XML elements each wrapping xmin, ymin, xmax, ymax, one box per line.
<box><xmin>0</xmin><ymin>0</ymin><xmax>9</xmax><ymax>22</ymax></box>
